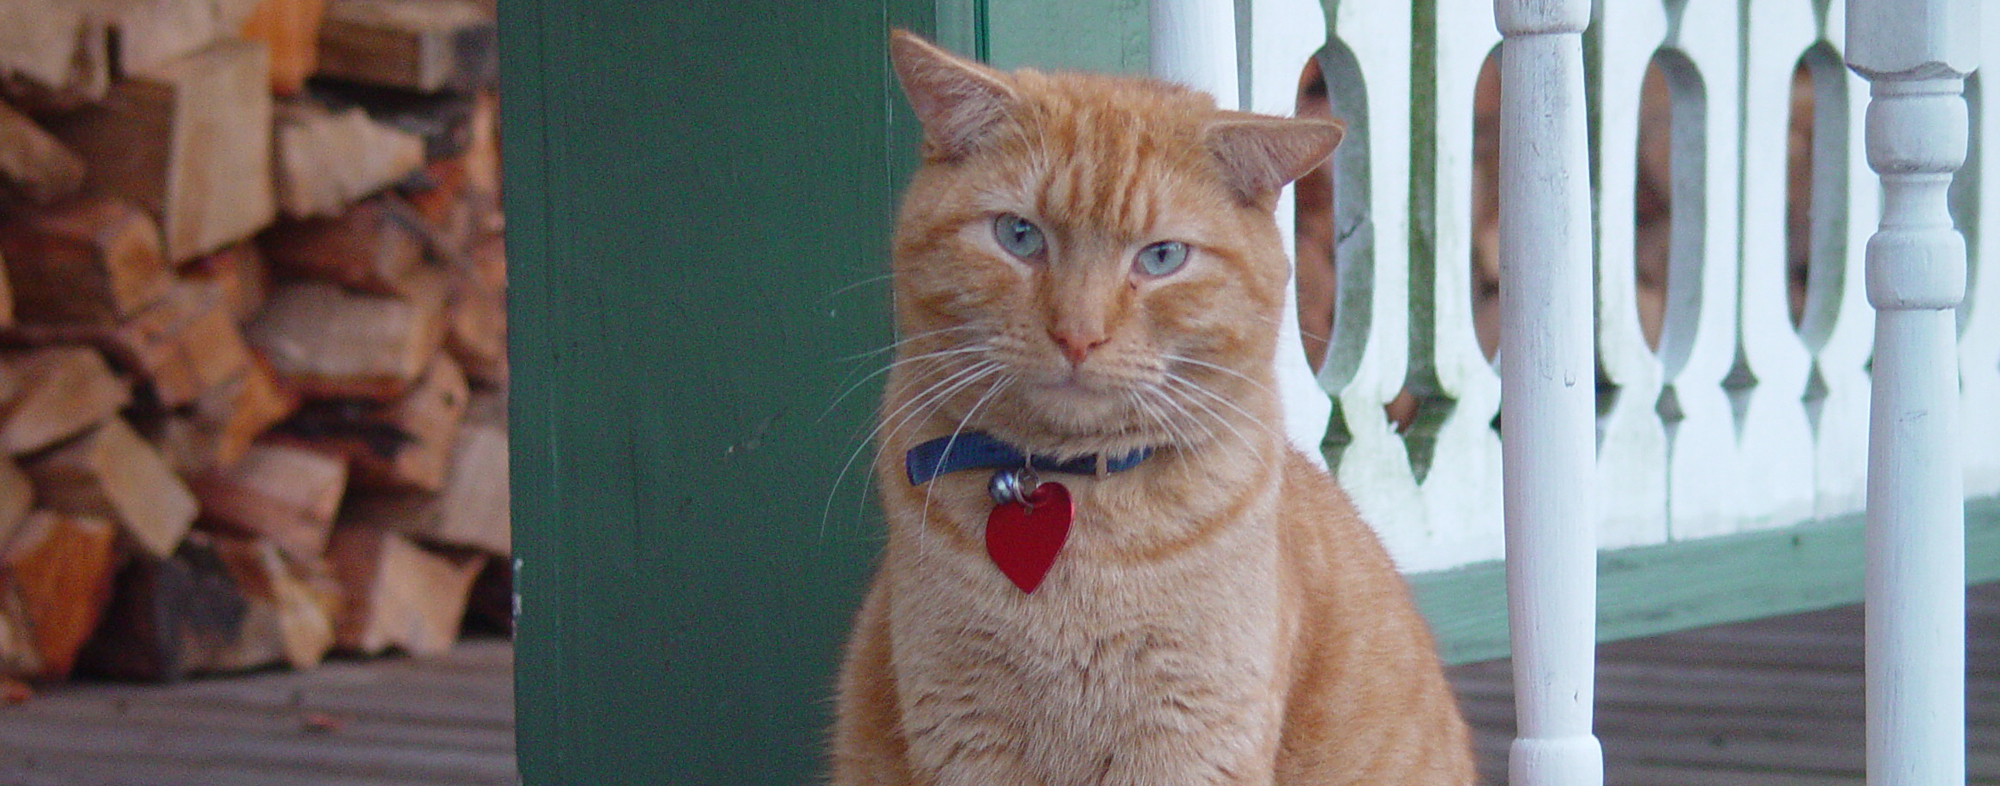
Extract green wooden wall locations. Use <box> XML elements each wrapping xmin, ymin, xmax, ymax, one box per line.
<box><xmin>498</xmin><ymin>2</ymin><xmax>931</xmax><ymax>782</ymax></box>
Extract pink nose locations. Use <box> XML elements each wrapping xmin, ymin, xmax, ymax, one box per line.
<box><xmin>1050</xmin><ymin>329</ymin><xmax>1108</xmax><ymax>366</ymax></box>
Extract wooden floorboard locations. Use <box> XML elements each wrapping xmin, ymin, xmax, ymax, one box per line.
<box><xmin>0</xmin><ymin>638</ymin><xmax>518</xmax><ymax>786</ymax></box>
<box><xmin>0</xmin><ymin>584</ymin><xmax>1992</xmax><ymax>785</ymax></box>
<box><xmin>1451</xmin><ymin>581</ymin><xmax>2000</xmax><ymax>786</ymax></box>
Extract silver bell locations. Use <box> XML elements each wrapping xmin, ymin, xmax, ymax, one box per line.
<box><xmin>988</xmin><ymin>467</ymin><xmax>1038</xmax><ymax>507</ymax></box>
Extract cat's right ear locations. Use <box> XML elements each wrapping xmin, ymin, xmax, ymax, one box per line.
<box><xmin>889</xmin><ymin>30</ymin><xmax>1015</xmax><ymax>160</ymax></box>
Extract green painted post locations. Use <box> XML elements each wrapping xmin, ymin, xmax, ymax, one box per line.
<box><xmin>498</xmin><ymin>3</ymin><xmax>932</xmax><ymax>782</ymax></box>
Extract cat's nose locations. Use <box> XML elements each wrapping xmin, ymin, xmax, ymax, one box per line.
<box><xmin>1049</xmin><ymin>328</ymin><xmax>1109</xmax><ymax>366</ymax></box>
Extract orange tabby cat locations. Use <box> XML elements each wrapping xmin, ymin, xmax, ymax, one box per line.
<box><xmin>831</xmin><ymin>31</ymin><xmax>1474</xmax><ymax>785</ymax></box>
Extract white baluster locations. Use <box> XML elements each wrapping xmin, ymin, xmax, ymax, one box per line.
<box><xmin>1736</xmin><ymin>0</ymin><xmax>1821</xmax><ymax>531</ymax></box>
<box><xmin>1591</xmin><ymin>0</ymin><xmax>1671</xmax><ymax>549</ymax></box>
<box><xmin>1809</xmin><ymin>0</ymin><xmax>1880</xmax><ymax>520</ymax></box>
<box><xmin>1495</xmin><ymin>1</ymin><xmax>1604</xmax><ymax>785</ymax></box>
<box><xmin>1316</xmin><ymin>4</ymin><xmax>1428</xmax><ymax>569</ymax></box>
<box><xmin>1846</xmin><ymin>2</ymin><xmax>1975</xmax><ymax>785</ymax></box>
<box><xmin>1149</xmin><ymin>0</ymin><xmax>1238</xmax><ymax>107</ymax></box>
<box><xmin>1962</xmin><ymin>10</ymin><xmax>2000</xmax><ymax>500</ymax></box>
<box><xmin>1655</xmin><ymin>0</ymin><xmax>1748</xmax><ymax>540</ymax></box>
<box><xmin>1405</xmin><ymin>0</ymin><xmax>1505</xmax><ymax>570</ymax></box>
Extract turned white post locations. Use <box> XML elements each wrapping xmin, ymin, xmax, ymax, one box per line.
<box><xmin>1149</xmin><ymin>0</ymin><xmax>1238</xmax><ymax>108</ymax></box>
<box><xmin>1847</xmin><ymin>1</ymin><xmax>1976</xmax><ymax>785</ymax></box>
<box><xmin>1493</xmin><ymin>0</ymin><xmax>1602</xmax><ymax>784</ymax></box>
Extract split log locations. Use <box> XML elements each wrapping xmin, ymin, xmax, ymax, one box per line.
<box><xmin>400</xmin><ymin>157</ymin><xmax>475</xmax><ymax>260</ymax></box>
<box><xmin>0</xmin><ymin>196</ymin><xmax>167</xmax><ymax>326</ymax></box>
<box><xmin>0</xmin><ymin>346</ymin><xmax>130</xmax><ymax>456</ymax></box>
<box><xmin>45</xmin><ymin>40</ymin><xmax>275</xmax><ymax>262</ymax></box>
<box><xmin>183</xmin><ymin>243</ymin><xmax>271</xmax><ymax>324</ymax></box>
<box><xmin>0</xmin><ymin>459</ymin><xmax>30</xmax><ymax>548</ymax></box>
<box><xmin>204</xmin><ymin>535</ymin><xmax>338</xmax><ymax>671</ymax></box>
<box><xmin>446</xmin><ymin>285</ymin><xmax>505</xmax><ymax>387</ymax></box>
<box><xmin>260</xmin><ymin>195</ymin><xmax>426</xmax><ymax>294</ymax></box>
<box><xmin>342</xmin><ymin>392</ymin><xmax>505</xmax><ymax>554</ymax></box>
<box><xmin>324</xmin><ymin>523</ymin><xmax>481</xmax><ymax>656</ymax></box>
<box><xmin>316</xmin><ymin>0</ymin><xmax>497</xmax><ymax>93</ymax></box>
<box><xmin>120</xmin><ymin>282</ymin><xmax>252</xmax><ymax>406</ymax></box>
<box><xmin>74</xmin><ymin>534</ymin><xmax>248</xmax><ymax>682</ymax></box>
<box><xmin>156</xmin><ymin>361</ymin><xmax>297</xmax><ymax>475</ymax></box>
<box><xmin>272</xmin><ymin>101</ymin><xmax>425</xmax><ymax>219</ymax></box>
<box><xmin>0</xmin><ymin>3</ymin><xmax>110</xmax><ymax>112</ymax></box>
<box><xmin>0</xmin><ymin>512</ymin><xmax>119</xmax><ymax>680</ymax></box>
<box><xmin>192</xmin><ymin>442</ymin><xmax>347</xmax><ymax>560</ymax></box>
<box><xmin>0</xmin><ymin>102</ymin><xmax>85</xmax><ymax>207</ymax></box>
<box><xmin>245</xmin><ymin>272</ymin><xmax>447</xmax><ymax>399</ymax></box>
<box><xmin>240</xmin><ymin>0</ymin><xmax>329</xmax><ymax>96</ymax></box>
<box><xmin>308</xmin><ymin>80</ymin><xmax>474</xmax><ymax>161</ymax></box>
<box><xmin>445</xmin><ymin>233</ymin><xmax>505</xmax><ymax>386</ymax></box>
<box><xmin>4</xmin><ymin>281</ymin><xmax>252</xmax><ymax>407</ymax></box>
<box><xmin>103</xmin><ymin>0</ymin><xmax>262</xmax><ymax>77</ymax></box>
<box><xmin>26</xmin><ymin>418</ymin><xmax>199</xmax><ymax>559</ymax></box>
<box><xmin>465</xmin><ymin>89</ymin><xmax>500</xmax><ymax>197</ymax></box>
<box><xmin>283</xmin><ymin>355</ymin><xmax>466</xmax><ymax>490</ymax></box>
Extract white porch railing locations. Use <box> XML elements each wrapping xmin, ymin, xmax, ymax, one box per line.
<box><xmin>1140</xmin><ymin>0</ymin><xmax>1987</xmax><ymax>783</ymax></box>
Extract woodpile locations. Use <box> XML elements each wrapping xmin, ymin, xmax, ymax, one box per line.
<box><xmin>0</xmin><ymin>0</ymin><xmax>507</xmax><ymax>683</ymax></box>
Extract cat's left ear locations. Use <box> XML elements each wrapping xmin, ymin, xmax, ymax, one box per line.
<box><xmin>1204</xmin><ymin>114</ymin><xmax>1345</xmax><ymax>204</ymax></box>
<box><xmin>889</xmin><ymin>30</ymin><xmax>1017</xmax><ymax>160</ymax></box>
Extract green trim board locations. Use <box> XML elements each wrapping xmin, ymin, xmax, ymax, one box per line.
<box><xmin>498</xmin><ymin>2</ymin><xmax>933</xmax><ymax>783</ymax></box>
<box><xmin>1413</xmin><ymin>495</ymin><xmax>2000</xmax><ymax>665</ymax></box>
<box><xmin>982</xmin><ymin>0</ymin><xmax>1149</xmax><ymax>73</ymax></box>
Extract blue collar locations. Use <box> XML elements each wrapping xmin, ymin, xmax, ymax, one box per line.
<box><xmin>904</xmin><ymin>432</ymin><xmax>1153</xmax><ymax>486</ymax></box>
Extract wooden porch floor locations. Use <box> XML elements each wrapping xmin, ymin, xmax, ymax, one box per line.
<box><xmin>1452</xmin><ymin>580</ymin><xmax>2000</xmax><ymax>785</ymax></box>
<box><xmin>0</xmin><ymin>638</ymin><xmax>517</xmax><ymax>786</ymax></box>
<box><xmin>0</xmin><ymin>585</ymin><xmax>1991</xmax><ymax>785</ymax></box>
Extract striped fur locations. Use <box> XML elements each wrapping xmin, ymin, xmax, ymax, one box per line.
<box><xmin>830</xmin><ymin>31</ymin><xmax>1474</xmax><ymax>786</ymax></box>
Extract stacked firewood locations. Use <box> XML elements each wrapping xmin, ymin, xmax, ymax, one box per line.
<box><xmin>0</xmin><ymin>0</ymin><xmax>508</xmax><ymax>683</ymax></box>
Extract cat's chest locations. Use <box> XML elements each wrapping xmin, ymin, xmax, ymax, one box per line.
<box><xmin>888</xmin><ymin>493</ymin><xmax>1289</xmax><ymax>697</ymax></box>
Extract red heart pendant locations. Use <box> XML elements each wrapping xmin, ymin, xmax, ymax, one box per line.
<box><xmin>984</xmin><ymin>481</ymin><xmax>1073</xmax><ymax>594</ymax></box>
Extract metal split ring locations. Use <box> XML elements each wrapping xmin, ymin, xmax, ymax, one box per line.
<box><xmin>987</xmin><ymin>467</ymin><xmax>1039</xmax><ymax>507</ymax></box>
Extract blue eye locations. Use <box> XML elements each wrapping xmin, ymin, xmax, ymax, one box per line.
<box><xmin>1135</xmin><ymin>241</ymin><xmax>1189</xmax><ymax>276</ymax></box>
<box><xmin>993</xmin><ymin>213</ymin><xmax>1046</xmax><ymax>259</ymax></box>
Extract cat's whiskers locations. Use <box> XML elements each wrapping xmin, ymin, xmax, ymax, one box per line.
<box><xmin>821</xmin><ymin>356</ymin><xmax>1004</xmax><ymax>537</ymax></box>
<box><xmin>819</xmin><ymin>342</ymin><xmax>993</xmax><ymax>423</ymax></box>
<box><xmin>1159</xmin><ymin>371</ymin><xmax>1280</xmax><ymax>472</ymax></box>
<box><xmin>1161</xmin><ymin>353</ymin><xmax>1282</xmax><ymax>402</ymax></box>
<box><xmin>1140</xmin><ymin>382</ymin><xmax>1216</xmax><ymax>450</ymax></box>
<box><xmin>919</xmin><ymin>372</ymin><xmax>1018</xmax><ymax>525</ymax></box>
<box><xmin>831</xmin><ymin>324</ymin><xmax>983</xmax><ymax>364</ymax></box>
<box><xmin>1119</xmin><ymin>389</ymin><xmax>1177</xmax><ymax>450</ymax></box>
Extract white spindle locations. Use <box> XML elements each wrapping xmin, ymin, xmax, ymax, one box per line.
<box><xmin>1590</xmin><ymin>0</ymin><xmax>1671</xmax><ymax>549</ymax></box>
<box><xmin>1413</xmin><ymin>0</ymin><xmax>1505</xmax><ymax>571</ymax></box>
<box><xmin>1316</xmin><ymin>3</ymin><xmax>1428</xmax><ymax>569</ymax></box>
<box><xmin>1810</xmin><ymin>0</ymin><xmax>1881</xmax><ymax>520</ymax></box>
<box><xmin>1148</xmin><ymin>0</ymin><xmax>1237</xmax><ymax>107</ymax></box>
<box><xmin>1846</xmin><ymin>2</ymin><xmax>1976</xmax><ymax>785</ymax></box>
<box><xmin>1736</xmin><ymin>0</ymin><xmax>1820</xmax><ymax>531</ymax></box>
<box><xmin>1962</xmin><ymin>9</ymin><xmax>2000</xmax><ymax>501</ymax></box>
<box><xmin>1494</xmin><ymin>2</ymin><xmax>1604</xmax><ymax>786</ymax></box>
<box><xmin>1655</xmin><ymin>0</ymin><xmax>1749</xmax><ymax>540</ymax></box>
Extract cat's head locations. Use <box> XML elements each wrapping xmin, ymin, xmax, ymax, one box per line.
<box><xmin>884</xmin><ymin>30</ymin><xmax>1340</xmax><ymax>459</ymax></box>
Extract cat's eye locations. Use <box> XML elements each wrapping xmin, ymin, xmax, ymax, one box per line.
<box><xmin>993</xmin><ymin>213</ymin><xmax>1046</xmax><ymax>259</ymax></box>
<box><xmin>1135</xmin><ymin>241</ymin><xmax>1190</xmax><ymax>277</ymax></box>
